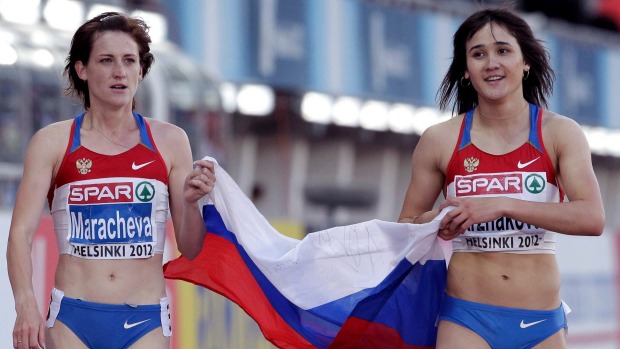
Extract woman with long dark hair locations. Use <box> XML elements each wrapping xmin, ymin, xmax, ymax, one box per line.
<box><xmin>400</xmin><ymin>8</ymin><xmax>604</xmax><ymax>348</ymax></box>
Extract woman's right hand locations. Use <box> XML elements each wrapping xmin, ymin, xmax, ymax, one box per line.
<box><xmin>418</xmin><ymin>209</ymin><xmax>441</xmax><ymax>224</ymax></box>
<box><xmin>13</xmin><ymin>301</ymin><xmax>45</xmax><ymax>349</ymax></box>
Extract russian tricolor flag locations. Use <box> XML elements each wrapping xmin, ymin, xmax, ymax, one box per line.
<box><xmin>164</xmin><ymin>158</ymin><xmax>448</xmax><ymax>348</ymax></box>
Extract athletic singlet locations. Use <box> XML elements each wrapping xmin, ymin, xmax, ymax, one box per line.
<box><xmin>445</xmin><ymin>104</ymin><xmax>563</xmax><ymax>254</ymax></box>
<box><xmin>48</xmin><ymin>113</ymin><xmax>169</xmax><ymax>259</ymax></box>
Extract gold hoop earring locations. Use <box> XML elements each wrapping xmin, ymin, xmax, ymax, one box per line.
<box><xmin>523</xmin><ymin>70</ymin><xmax>530</xmax><ymax>80</ymax></box>
<box><xmin>460</xmin><ymin>77</ymin><xmax>471</xmax><ymax>87</ymax></box>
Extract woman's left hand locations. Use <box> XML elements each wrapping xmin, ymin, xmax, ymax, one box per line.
<box><xmin>437</xmin><ymin>197</ymin><xmax>505</xmax><ymax>240</ymax></box>
<box><xmin>184</xmin><ymin>159</ymin><xmax>216</xmax><ymax>203</ymax></box>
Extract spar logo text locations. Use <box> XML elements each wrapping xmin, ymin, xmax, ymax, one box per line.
<box><xmin>456</xmin><ymin>173</ymin><xmax>522</xmax><ymax>196</ymax></box>
<box><xmin>69</xmin><ymin>182</ymin><xmax>133</xmax><ymax>204</ymax></box>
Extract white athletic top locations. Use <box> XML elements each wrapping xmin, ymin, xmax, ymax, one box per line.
<box><xmin>444</xmin><ymin>105</ymin><xmax>562</xmax><ymax>254</ymax></box>
<box><xmin>47</xmin><ymin>114</ymin><xmax>169</xmax><ymax>259</ymax></box>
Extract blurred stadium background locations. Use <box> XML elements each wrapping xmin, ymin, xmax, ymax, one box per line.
<box><xmin>1</xmin><ymin>0</ymin><xmax>619</xmax><ymax>347</ymax></box>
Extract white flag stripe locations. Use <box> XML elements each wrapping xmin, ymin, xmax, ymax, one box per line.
<box><xmin>201</xmin><ymin>157</ymin><xmax>449</xmax><ymax>309</ymax></box>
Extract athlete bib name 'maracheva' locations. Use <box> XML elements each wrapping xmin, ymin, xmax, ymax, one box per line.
<box><xmin>48</xmin><ymin>113</ymin><xmax>170</xmax><ymax>259</ymax></box>
<box><xmin>445</xmin><ymin>104</ymin><xmax>564</xmax><ymax>254</ymax></box>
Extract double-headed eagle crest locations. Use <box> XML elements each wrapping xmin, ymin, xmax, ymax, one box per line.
<box><xmin>76</xmin><ymin>158</ymin><xmax>92</xmax><ymax>175</ymax></box>
<box><xmin>464</xmin><ymin>157</ymin><xmax>479</xmax><ymax>173</ymax></box>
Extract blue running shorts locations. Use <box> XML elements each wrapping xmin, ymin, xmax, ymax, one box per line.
<box><xmin>46</xmin><ymin>288</ymin><xmax>172</xmax><ymax>349</ymax></box>
<box><xmin>439</xmin><ymin>294</ymin><xmax>567</xmax><ymax>349</ymax></box>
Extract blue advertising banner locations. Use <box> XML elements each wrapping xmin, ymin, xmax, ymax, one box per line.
<box><xmin>548</xmin><ymin>34</ymin><xmax>604</xmax><ymax>127</ymax></box>
<box><xmin>307</xmin><ymin>0</ymin><xmax>363</xmax><ymax>96</ymax></box>
<box><xmin>245</xmin><ymin>0</ymin><xmax>309</xmax><ymax>89</ymax></box>
<box><xmin>170</xmin><ymin>0</ymin><xmax>620</xmax><ymax>128</ymax></box>
<box><xmin>600</xmin><ymin>48</ymin><xmax>620</xmax><ymax>128</ymax></box>
<box><xmin>355</xmin><ymin>2</ymin><xmax>423</xmax><ymax>103</ymax></box>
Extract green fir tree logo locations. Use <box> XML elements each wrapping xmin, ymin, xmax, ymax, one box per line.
<box><xmin>135</xmin><ymin>181</ymin><xmax>156</xmax><ymax>202</ymax></box>
<box><xmin>525</xmin><ymin>174</ymin><xmax>545</xmax><ymax>194</ymax></box>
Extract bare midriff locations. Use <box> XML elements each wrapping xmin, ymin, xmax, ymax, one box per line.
<box><xmin>54</xmin><ymin>254</ymin><xmax>166</xmax><ymax>305</ymax></box>
<box><xmin>446</xmin><ymin>252</ymin><xmax>561</xmax><ymax>310</ymax></box>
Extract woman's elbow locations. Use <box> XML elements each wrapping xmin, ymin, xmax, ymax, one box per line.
<box><xmin>179</xmin><ymin>247</ymin><xmax>200</xmax><ymax>261</ymax></box>
<box><xmin>585</xmin><ymin>211</ymin><xmax>605</xmax><ymax>236</ymax></box>
<box><xmin>177</xmin><ymin>240</ymin><xmax>204</xmax><ymax>261</ymax></box>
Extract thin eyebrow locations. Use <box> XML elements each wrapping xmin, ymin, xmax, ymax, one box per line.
<box><xmin>96</xmin><ymin>53</ymin><xmax>138</xmax><ymax>58</ymax></box>
<box><xmin>468</xmin><ymin>41</ymin><xmax>512</xmax><ymax>53</ymax></box>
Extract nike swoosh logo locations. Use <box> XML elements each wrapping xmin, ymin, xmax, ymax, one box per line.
<box><xmin>517</xmin><ymin>157</ymin><xmax>540</xmax><ymax>169</ymax></box>
<box><xmin>124</xmin><ymin>319</ymin><xmax>151</xmax><ymax>329</ymax></box>
<box><xmin>520</xmin><ymin>319</ymin><xmax>546</xmax><ymax>329</ymax></box>
<box><xmin>132</xmin><ymin>160</ymin><xmax>155</xmax><ymax>170</ymax></box>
